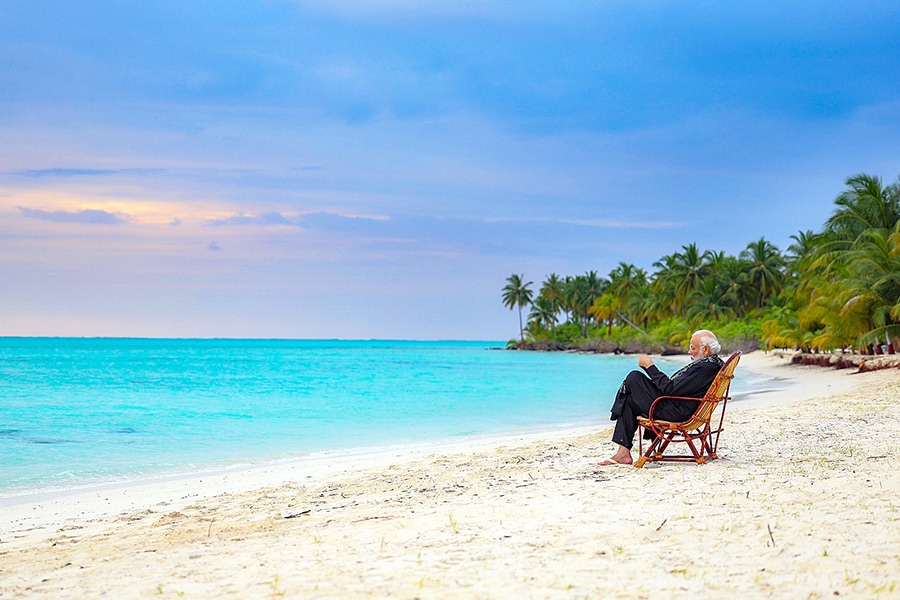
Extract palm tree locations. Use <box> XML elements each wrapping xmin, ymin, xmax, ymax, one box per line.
<box><xmin>607</xmin><ymin>262</ymin><xmax>647</xmax><ymax>321</ymax></box>
<box><xmin>629</xmin><ymin>284</ymin><xmax>658</xmax><ymax>331</ymax></box>
<box><xmin>740</xmin><ymin>237</ymin><xmax>786</xmax><ymax>310</ymax></box>
<box><xmin>565</xmin><ymin>271</ymin><xmax>607</xmax><ymax>336</ymax></box>
<box><xmin>786</xmin><ymin>230</ymin><xmax>819</xmax><ymax>276</ymax></box>
<box><xmin>813</xmin><ymin>174</ymin><xmax>900</xmax><ymax>273</ymax></box>
<box><xmin>796</xmin><ymin>261</ymin><xmax>861</xmax><ymax>351</ymax></box>
<box><xmin>762</xmin><ymin>301</ymin><xmax>801</xmax><ymax>350</ymax></box>
<box><xmin>501</xmin><ymin>274</ymin><xmax>534</xmax><ymax>342</ymax></box>
<box><xmin>652</xmin><ymin>243</ymin><xmax>710</xmax><ymax>317</ymax></box>
<box><xmin>837</xmin><ymin>226</ymin><xmax>900</xmax><ymax>348</ymax></box>
<box><xmin>579</xmin><ymin>270</ymin><xmax>606</xmax><ymax>313</ymax></box>
<box><xmin>686</xmin><ymin>278</ymin><xmax>736</xmax><ymax>322</ymax></box>
<box><xmin>650</xmin><ymin>253</ymin><xmax>680</xmax><ymax>319</ymax></box>
<box><xmin>825</xmin><ymin>173</ymin><xmax>900</xmax><ymax>239</ymax></box>
<box><xmin>538</xmin><ymin>273</ymin><xmax>565</xmax><ymax>339</ymax></box>
<box><xmin>589</xmin><ymin>293</ymin><xmax>621</xmax><ymax>336</ymax></box>
<box><xmin>702</xmin><ymin>251</ymin><xmax>750</xmax><ymax>317</ymax></box>
<box><xmin>795</xmin><ymin>174</ymin><xmax>900</xmax><ymax>351</ymax></box>
<box><xmin>671</xmin><ymin>243</ymin><xmax>710</xmax><ymax>309</ymax></box>
<box><xmin>528</xmin><ymin>297</ymin><xmax>558</xmax><ymax>336</ymax></box>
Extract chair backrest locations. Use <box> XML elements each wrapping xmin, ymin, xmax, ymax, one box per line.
<box><xmin>683</xmin><ymin>351</ymin><xmax>741</xmax><ymax>428</ymax></box>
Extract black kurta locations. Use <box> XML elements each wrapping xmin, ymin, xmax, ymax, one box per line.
<box><xmin>609</xmin><ymin>355</ymin><xmax>724</xmax><ymax>449</ymax></box>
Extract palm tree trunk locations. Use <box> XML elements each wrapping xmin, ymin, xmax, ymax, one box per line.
<box><xmin>616</xmin><ymin>311</ymin><xmax>666</xmax><ymax>352</ymax></box>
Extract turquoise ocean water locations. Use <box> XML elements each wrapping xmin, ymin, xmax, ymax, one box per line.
<box><xmin>0</xmin><ymin>338</ymin><xmax>768</xmax><ymax>498</ymax></box>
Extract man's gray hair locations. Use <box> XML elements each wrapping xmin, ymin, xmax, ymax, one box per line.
<box><xmin>694</xmin><ymin>329</ymin><xmax>721</xmax><ymax>354</ymax></box>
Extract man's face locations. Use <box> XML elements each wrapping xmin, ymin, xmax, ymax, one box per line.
<box><xmin>688</xmin><ymin>335</ymin><xmax>707</xmax><ymax>360</ymax></box>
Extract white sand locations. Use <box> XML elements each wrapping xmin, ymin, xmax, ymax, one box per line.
<box><xmin>1</xmin><ymin>351</ymin><xmax>898</xmax><ymax>598</ymax></box>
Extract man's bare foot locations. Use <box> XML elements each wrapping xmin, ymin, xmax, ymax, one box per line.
<box><xmin>597</xmin><ymin>457</ymin><xmax>632</xmax><ymax>466</ymax></box>
<box><xmin>598</xmin><ymin>447</ymin><xmax>633</xmax><ymax>466</ymax></box>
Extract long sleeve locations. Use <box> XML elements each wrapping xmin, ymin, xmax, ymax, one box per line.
<box><xmin>643</xmin><ymin>356</ymin><xmax>722</xmax><ymax>398</ymax></box>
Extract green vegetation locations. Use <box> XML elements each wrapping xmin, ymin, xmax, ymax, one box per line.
<box><xmin>501</xmin><ymin>273</ymin><xmax>534</xmax><ymax>343</ymax></box>
<box><xmin>502</xmin><ymin>173</ymin><xmax>900</xmax><ymax>355</ymax></box>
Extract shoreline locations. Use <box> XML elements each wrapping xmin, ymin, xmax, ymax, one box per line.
<box><xmin>0</xmin><ymin>352</ymin><xmax>856</xmax><ymax>520</ymax></box>
<box><xmin>2</xmin><ymin>350</ymin><xmax>898</xmax><ymax>597</ymax></box>
<box><xmin>0</xmin><ymin>350</ymin><xmax>805</xmax><ymax>509</ymax></box>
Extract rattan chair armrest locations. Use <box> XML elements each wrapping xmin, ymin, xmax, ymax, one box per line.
<box><xmin>646</xmin><ymin>394</ymin><xmax>709</xmax><ymax>420</ymax></box>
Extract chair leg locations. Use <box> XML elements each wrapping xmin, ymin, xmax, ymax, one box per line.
<box><xmin>682</xmin><ymin>431</ymin><xmax>707</xmax><ymax>464</ymax></box>
<box><xmin>637</xmin><ymin>424</ymin><xmax>645</xmax><ymax>457</ymax></box>
<box><xmin>635</xmin><ymin>428</ymin><xmax>663</xmax><ymax>468</ymax></box>
<box><xmin>699</xmin><ymin>431</ymin><xmax>718</xmax><ymax>460</ymax></box>
<box><xmin>655</xmin><ymin>435</ymin><xmax>673</xmax><ymax>458</ymax></box>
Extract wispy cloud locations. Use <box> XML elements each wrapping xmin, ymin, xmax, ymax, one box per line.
<box><xmin>202</xmin><ymin>210</ymin><xmax>676</xmax><ymax>233</ymax></box>
<box><xmin>480</xmin><ymin>216</ymin><xmax>683</xmax><ymax>230</ymax></box>
<box><xmin>205</xmin><ymin>212</ymin><xmax>298</xmax><ymax>227</ymax></box>
<box><xmin>18</xmin><ymin>206</ymin><xmax>127</xmax><ymax>225</ymax></box>
<box><xmin>9</xmin><ymin>168</ymin><xmax>163</xmax><ymax>178</ymax></box>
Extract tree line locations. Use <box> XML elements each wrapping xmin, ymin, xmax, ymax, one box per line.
<box><xmin>502</xmin><ymin>173</ymin><xmax>900</xmax><ymax>354</ymax></box>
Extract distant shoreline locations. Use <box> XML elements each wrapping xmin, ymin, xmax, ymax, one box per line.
<box><xmin>513</xmin><ymin>339</ymin><xmax>900</xmax><ymax>373</ymax></box>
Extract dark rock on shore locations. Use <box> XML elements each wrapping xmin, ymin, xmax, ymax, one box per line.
<box><xmin>509</xmin><ymin>340</ymin><xmax>684</xmax><ymax>355</ymax></box>
<box><xmin>791</xmin><ymin>352</ymin><xmax>900</xmax><ymax>372</ymax></box>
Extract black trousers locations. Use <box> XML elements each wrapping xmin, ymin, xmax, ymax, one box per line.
<box><xmin>610</xmin><ymin>370</ymin><xmax>698</xmax><ymax>449</ymax></box>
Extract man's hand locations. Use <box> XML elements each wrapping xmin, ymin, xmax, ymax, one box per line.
<box><xmin>638</xmin><ymin>355</ymin><xmax>654</xmax><ymax>369</ymax></box>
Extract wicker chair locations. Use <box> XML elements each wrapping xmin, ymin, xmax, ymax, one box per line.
<box><xmin>634</xmin><ymin>351</ymin><xmax>741</xmax><ymax>468</ymax></box>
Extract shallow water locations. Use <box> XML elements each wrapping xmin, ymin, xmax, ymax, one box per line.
<box><xmin>0</xmin><ymin>339</ymin><xmax>618</xmax><ymax>495</ymax></box>
<box><xmin>0</xmin><ymin>338</ymin><xmax>770</xmax><ymax>496</ymax></box>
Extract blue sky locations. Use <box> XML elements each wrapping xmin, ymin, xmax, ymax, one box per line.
<box><xmin>2</xmin><ymin>1</ymin><xmax>899</xmax><ymax>339</ymax></box>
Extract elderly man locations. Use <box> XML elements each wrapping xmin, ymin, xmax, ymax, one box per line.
<box><xmin>599</xmin><ymin>329</ymin><xmax>723</xmax><ymax>466</ymax></box>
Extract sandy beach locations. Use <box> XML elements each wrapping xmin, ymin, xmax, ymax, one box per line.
<box><xmin>1</xmin><ymin>351</ymin><xmax>898</xmax><ymax>598</ymax></box>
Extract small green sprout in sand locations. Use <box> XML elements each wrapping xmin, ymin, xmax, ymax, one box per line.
<box><xmin>269</xmin><ymin>576</ymin><xmax>287</xmax><ymax>598</ymax></box>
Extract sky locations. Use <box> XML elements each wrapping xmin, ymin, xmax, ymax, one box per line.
<box><xmin>2</xmin><ymin>1</ymin><xmax>899</xmax><ymax>340</ymax></box>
